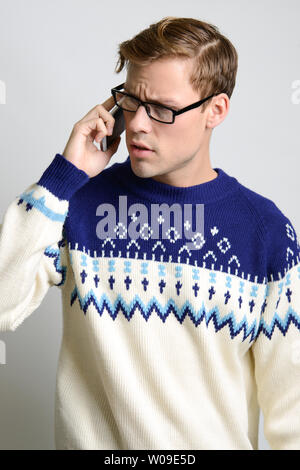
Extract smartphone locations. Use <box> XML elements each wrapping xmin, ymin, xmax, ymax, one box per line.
<box><xmin>100</xmin><ymin>105</ymin><xmax>125</xmax><ymax>152</ymax></box>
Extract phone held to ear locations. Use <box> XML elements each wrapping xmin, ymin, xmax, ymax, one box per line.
<box><xmin>100</xmin><ymin>105</ymin><xmax>125</xmax><ymax>152</ymax></box>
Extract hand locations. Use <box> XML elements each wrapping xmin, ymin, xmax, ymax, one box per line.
<box><xmin>62</xmin><ymin>95</ymin><xmax>121</xmax><ymax>178</ymax></box>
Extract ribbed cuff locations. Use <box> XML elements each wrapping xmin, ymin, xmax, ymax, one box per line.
<box><xmin>37</xmin><ymin>153</ymin><xmax>90</xmax><ymax>201</ymax></box>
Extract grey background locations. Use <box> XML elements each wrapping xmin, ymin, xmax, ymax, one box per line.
<box><xmin>0</xmin><ymin>0</ymin><xmax>299</xmax><ymax>450</ymax></box>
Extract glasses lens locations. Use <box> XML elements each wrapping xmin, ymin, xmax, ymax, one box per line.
<box><xmin>149</xmin><ymin>104</ymin><xmax>173</xmax><ymax>123</ymax></box>
<box><xmin>114</xmin><ymin>91</ymin><xmax>173</xmax><ymax>123</ymax></box>
<box><xmin>115</xmin><ymin>91</ymin><xmax>137</xmax><ymax>111</ymax></box>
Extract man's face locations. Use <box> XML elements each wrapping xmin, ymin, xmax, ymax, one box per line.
<box><xmin>123</xmin><ymin>56</ymin><xmax>214</xmax><ymax>181</ymax></box>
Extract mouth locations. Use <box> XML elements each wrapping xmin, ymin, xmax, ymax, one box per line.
<box><xmin>130</xmin><ymin>144</ymin><xmax>154</xmax><ymax>157</ymax></box>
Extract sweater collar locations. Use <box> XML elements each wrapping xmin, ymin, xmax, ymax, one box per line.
<box><xmin>121</xmin><ymin>155</ymin><xmax>239</xmax><ymax>204</ymax></box>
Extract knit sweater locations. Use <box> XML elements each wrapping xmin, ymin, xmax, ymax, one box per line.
<box><xmin>1</xmin><ymin>153</ymin><xmax>300</xmax><ymax>450</ymax></box>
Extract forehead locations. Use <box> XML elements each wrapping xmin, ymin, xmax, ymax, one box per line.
<box><xmin>125</xmin><ymin>59</ymin><xmax>194</xmax><ymax>105</ymax></box>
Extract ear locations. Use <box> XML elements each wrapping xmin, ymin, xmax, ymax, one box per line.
<box><xmin>206</xmin><ymin>93</ymin><xmax>230</xmax><ymax>129</ymax></box>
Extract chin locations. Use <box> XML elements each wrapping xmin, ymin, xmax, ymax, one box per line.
<box><xmin>129</xmin><ymin>155</ymin><xmax>158</xmax><ymax>178</ymax></box>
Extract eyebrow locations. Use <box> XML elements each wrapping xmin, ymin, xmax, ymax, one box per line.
<box><xmin>123</xmin><ymin>85</ymin><xmax>180</xmax><ymax>108</ymax></box>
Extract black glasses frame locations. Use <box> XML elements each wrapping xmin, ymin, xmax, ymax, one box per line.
<box><xmin>111</xmin><ymin>82</ymin><xmax>222</xmax><ymax>124</ymax></box>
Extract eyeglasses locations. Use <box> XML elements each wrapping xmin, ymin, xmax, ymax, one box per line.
<box><xmin>111</xmin><ymin>82</ymin><xmax>221</xmax><ymax>124</ymax></box>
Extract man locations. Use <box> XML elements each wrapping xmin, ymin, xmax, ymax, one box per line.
<box><xmin>0</xmin><ymin>16</ymin><xmax>299</xmax><ymax>450</ymax></box>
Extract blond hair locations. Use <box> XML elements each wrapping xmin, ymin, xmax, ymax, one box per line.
<box><xmin>115</xmin><ymin>16</ymin><xmax>238</xmax><ymax>112</ymax></box>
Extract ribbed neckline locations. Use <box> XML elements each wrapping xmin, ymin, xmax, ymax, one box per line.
<box><xmin>121</xmin><ymin>156</ymin><xmax>239</xmax><ymax>204</ymax></box>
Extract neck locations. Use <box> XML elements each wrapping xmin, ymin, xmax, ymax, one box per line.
<box><xmin>151</xmin><ymin>157</ymin><xmax>217</xmax><ymax>188</ymax></box>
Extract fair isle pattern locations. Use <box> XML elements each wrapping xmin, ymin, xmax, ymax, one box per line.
<box><xmin>255</xmin><ymin>262</ymin><xmax>300</xmax><ymax>340</ymax></box>
<box><xmin>61</xmin><ymin>250</ymin><xmax>300</xmax><ymax>342</ymax></box>
<box><xmin>65</xmin><ymin>205</ymin><xmax>300</xmax><ymax>284</ymax></box>
<box><xmin>17</xmin><ymin>182</ymin><xmax>300</xmax><ymax>285</ymax></box>
<box><xmin>16</xmin><ymin>184</ymin><xmax>69</xmax><ymax>288</ymax></box>
<box><xmin>17</xmin><ymin>185</ymin><xmax>68</xmax><ymax>222</ymax></box>
<box><xmin>16</xmin><ymin>181</ymin><xmax>300</xmax><ymax>343</ymax></box>
<box><xmin>67</xmin><ymin>223</ymin><xmax>270</xmax><ymax>284</ymax></box>
<box><xmin>66</xmin><ymin>251</ymin><xmax>274</xmax><ymax>343</ymax></box>
<box><xmin>44</xmin><ymin>240</ymin><xmax>67</xmax><ymax>287</ymax></box>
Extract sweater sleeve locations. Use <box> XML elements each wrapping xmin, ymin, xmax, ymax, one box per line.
<box><xmin>250</xmin><ymin>205</ymin><xmax>300</xmax><ymax>450</ymax></box>
<box><xmin>0</xmin><ymin>153</ymin><xmax>90</xmax><ymax>332</ymax></box>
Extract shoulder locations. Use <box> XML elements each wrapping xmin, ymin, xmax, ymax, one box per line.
<box><xmin>237</xmin><ymin>181</ymin><xmax>300</xmax><ymax>281</ymax></box>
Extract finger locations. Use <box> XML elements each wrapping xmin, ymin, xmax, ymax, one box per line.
<box><xmin>78</xmin><ymin>117</ymin><xmax>107</xmax><ymax>140</ymax></box>
<box><xmin>101</xmin><ymin>95</ymin><xmax>116</xmax><ymax>111</ymax></box>
<box><xmin>79</xmin><ymin>96</ymin><xmax>116</xmax><ymax>125</ymax></box>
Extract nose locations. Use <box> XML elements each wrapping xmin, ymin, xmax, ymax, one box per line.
<box><xmin>127</xmin><ymin>103</ymin><xmax>152</xmax><ymax>133</ymax></box>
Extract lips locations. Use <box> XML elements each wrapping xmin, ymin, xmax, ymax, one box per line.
<box><xmin>131</xmin><ymin>141</ymin><xmax>152</xmax><ymax>151</ymax></box>
<box><xmin>130</xmin><ymin>144</ymin><xmax>154</xmax><ymax>157</ymax></box>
